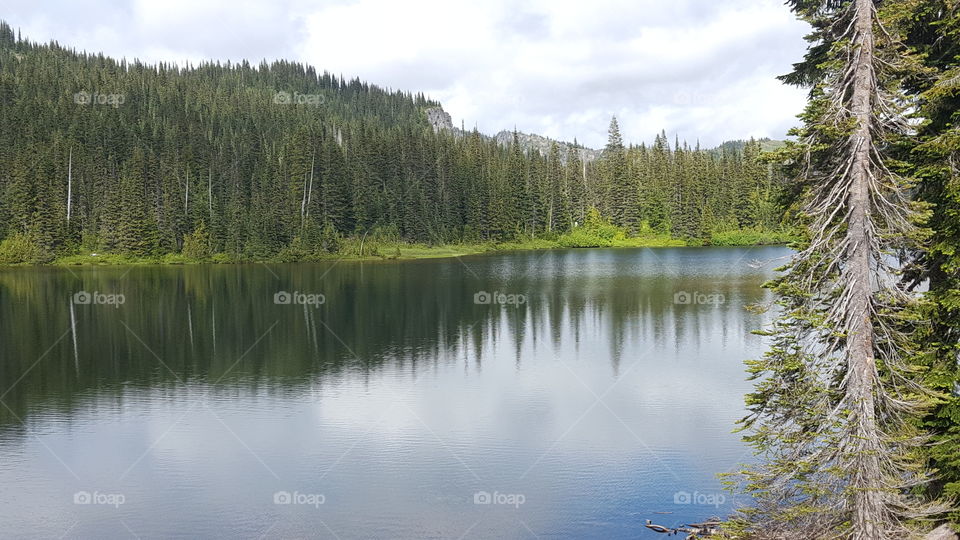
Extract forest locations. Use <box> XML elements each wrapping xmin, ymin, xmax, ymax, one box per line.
<box><xmin>0</xmin><ymin>21</ymin><xmax>787</xmax><ymax>264</ymax></box>
<box><xmin>2</xmin><ymin>0</ymin><xmax>960</xmax><ymax>536</ymax></box>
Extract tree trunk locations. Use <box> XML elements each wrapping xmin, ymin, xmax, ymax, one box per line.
<box><xmin>66</xmin><ymin>147</ymin><xmax>73</xmax><ymax>223</ymax></box>
<box><xmin>847</xmin><ymin>1</ymin><xmax>883</xmax><ymax>537</ymax></box>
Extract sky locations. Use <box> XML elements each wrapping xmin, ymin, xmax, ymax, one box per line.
<box><xmin>5</xmin><ymin>0</ymin><xmax>812</xmax><ymax>149</ymax></box>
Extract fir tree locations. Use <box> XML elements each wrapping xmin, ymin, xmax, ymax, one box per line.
<box><xmin>732</xmin><ymin>1</ymin><xmax>948</xmax><ymax>537</ymax></box>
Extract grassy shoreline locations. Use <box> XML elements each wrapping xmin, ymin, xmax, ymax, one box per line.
<box><xmin>24</xmin><ymin>229</ymin><xmax>797</xmax><ymax>268</ymax></box>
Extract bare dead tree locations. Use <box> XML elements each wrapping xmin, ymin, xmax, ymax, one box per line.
<box><xmin>66</xmin><ymin>147</ymin><xmax>73</xmax><ymax>223</ymax></box>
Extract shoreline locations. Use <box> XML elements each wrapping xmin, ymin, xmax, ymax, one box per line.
<box><xmin>1</xmin><ymin>233</ymin><xmax>796</xmax><ymax>268</ymax></box>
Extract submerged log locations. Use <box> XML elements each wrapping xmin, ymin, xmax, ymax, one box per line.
<box><xmin>644</xmin><ymin>520</ymin><xmax>673</xmax><ymax>534</ymax></box>
<box><xmin>644</xmin><ymin>517</ymin><xmax>721</xmax><ymax>537</ymax></box>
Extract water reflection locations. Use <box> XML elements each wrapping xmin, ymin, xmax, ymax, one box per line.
<box><xmin>0</xmin><ymin>248</ymin><xmax>782</xmax><ymax>425</ymax></box>
<box><xmin>0</xmin><ymin>247</ymin><xmax>787</xmax><ymax>539</ymax></box>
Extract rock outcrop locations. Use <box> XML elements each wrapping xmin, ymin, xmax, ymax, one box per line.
<box><xmin>425</xmin><ymin>107</ymin><xmax>453</xmax><ymax>133</ymax></box>
<box><xmin>925</xmin><ymin>524</ymin><xmax>959</xmax><ymax>540</ymax></box>
<box><xmin>494</xmin><ymin>130</ymin><xmax>600</xmax><ymax>163</ymax></box>
<box><xmin>422</xmin><ymin>106</ymin><xmax>600</xmax><ymax>163</ymax></box>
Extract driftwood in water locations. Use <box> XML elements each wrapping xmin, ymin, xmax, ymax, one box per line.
<box><xmin>644</xmin><ymin>517</ymin><xmax>721</xmax><ymax>538</ymax></box>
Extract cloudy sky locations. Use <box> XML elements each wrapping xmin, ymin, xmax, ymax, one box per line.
<box><xmin>6</xmin><ymin>0</ymin><xmax>811</xmax><ymax>148</ymax></box>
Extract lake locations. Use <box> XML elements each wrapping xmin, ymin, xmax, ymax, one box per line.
<box><xmin>0</xmin><ymin>246</ymin><xmax>788</xmax><ymax>539</ymax></box>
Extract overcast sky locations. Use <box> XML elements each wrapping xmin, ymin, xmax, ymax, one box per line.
<box><xmin>5</xmin><ymin>0</ymin><xmax>811</xmax><ymax>148</ymax></box>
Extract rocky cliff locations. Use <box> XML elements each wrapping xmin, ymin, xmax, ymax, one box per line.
<box><xmin>425</xmin><ymin>107</ymin><xmax>454</xmax><ymax>133</ymax></box>
<box><xmin>423</xmin><ymin>106</ymin><xmax>599</xmax><ymax>163</ymax></box>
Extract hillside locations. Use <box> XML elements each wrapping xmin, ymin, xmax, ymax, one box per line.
<box><xmin>0</xmin><ymin>21</ymin><xmax>785</xmax><ymax>264</ymax></box>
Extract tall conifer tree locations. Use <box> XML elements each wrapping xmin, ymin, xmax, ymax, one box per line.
<box><xmin>733</xmin><ymin>1</ymin><xmax>948</xmax><ymax>537</ymax></box>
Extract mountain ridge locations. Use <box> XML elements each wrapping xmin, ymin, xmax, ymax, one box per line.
<box><xmin>424</xmin><ymin>106</ymin><xmax>784</xmax><ymax>162</ymax></box>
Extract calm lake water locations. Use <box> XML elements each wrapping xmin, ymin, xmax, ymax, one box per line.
<box><xmin>0</xmin><ymin>246</ymin><xmax>788</xmax><ymax>539</ymax></box>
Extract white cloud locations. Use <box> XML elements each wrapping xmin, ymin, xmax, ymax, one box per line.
<box><xmin>4</xmin><ymin>0</ymin><xmax>810</xmax><ymax>147</ymax></box>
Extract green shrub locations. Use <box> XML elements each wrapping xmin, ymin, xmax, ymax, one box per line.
<box><xmin>160</xmin><ymin>253</ymin><xmax>191</xmax><ymax>265</ymax></box>
<box><xmin>275</xmin><ymin>243</ymin><xmax>313</xmax><ymax>263</ymax></box>
<box><xmin>0</xmin><ymin>233</ymin><xmax>41</xmax><ymax>264</ymax></box>
<box><xmin>319</xmin><ymin>221</ymin><xmax>342</xmax><ymax>254</ymax></box>
<box><xmin>557</xmin><ymin>208</ymin><xmax>626</xmax><ymax>248</ymax></box>
<box><xmin>181</xmin><ymin>223</ymin><xmax>211</xmax><ymax>261</ymax></box>
<box><xmin>710</xmin><ymin>229</ymin><xmax>797</xmax><ymax>246</ymax></box>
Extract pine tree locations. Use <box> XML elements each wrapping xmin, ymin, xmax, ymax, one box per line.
<box><xmin>732</xmin><ymin>1</ymin><xmax>948</xmax><ymax>537</ymax></box>
<box><xmin>547</xmin><ymin>142</ymin><xmax>570</xmax><ymax>233</ymax></box>
<box><xmin>603</xmin><ymin>116</ymin><xmax>638</xmax><ymax>233</ymax></box>
<box><xmin>899</xmin><ymin>0</ymin><xmax>960</xmax><ymax>521</ymax></box>
<box><xmin>117</xmin><ymin>148</ymin><xmax>159</xmax><ymax>256</ymax></box>
<box><xmin>566</xmin><ymin>145</ymin><xmax>587</xmax><ymax>227</ymax></box>
<box><xmin>645</xmin><ymin>132</ymin><xmax>671</xmax><ymax>233</ymax></box>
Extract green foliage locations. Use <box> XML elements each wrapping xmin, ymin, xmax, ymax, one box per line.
<box><xmin>0</xmin><ymin>233</ymin><xmax>41</xmax><ymax>264</ymax></box>
<box><xmin>209</xmin><ymin>253</ymin><xmax>233</xmax><ymax>264</ymax></box>
<box><xmin>337</xmin><ymin>225</ymin><xmax>402</xmax><ymax>257</ymax></box>
<box><xmin>709</xmin><ymin>228</ymin><xmax>797</xmax><ymax>247</ymax></box>
<box><xmin>557</xmin><ymin>208</ymin><xmax>626</xmax><ymax>247</ymax></box>
<box><xmin>898</xmin><ymin>0</ymin><xmax>960</xmax><ymax>523</ymax></box>
<box><xmin>181</xmin><ymin>223</ymin><xmax>211</xmax><ymax>261</ymax></box>
<box><xmin>318</xmin><ymin>221</ymin><xmax>342</xmax><ymax>254</ymax></box>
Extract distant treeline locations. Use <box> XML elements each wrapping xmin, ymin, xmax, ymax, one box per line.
<box><xmin>0</xmin><ymin>21</ymin><xmax>785</xmax><ymax>262</ymax></box>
